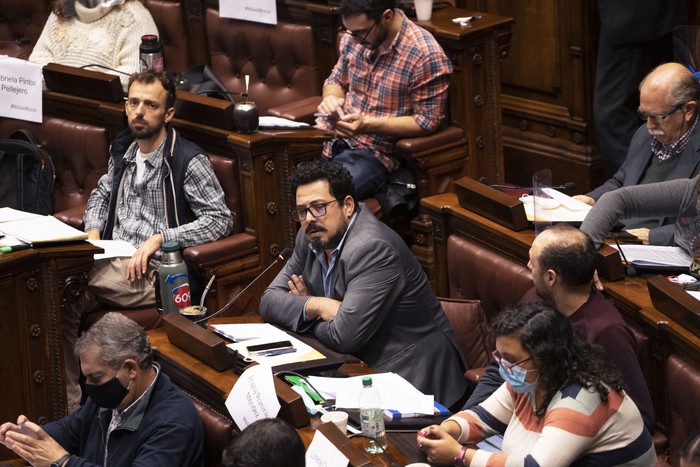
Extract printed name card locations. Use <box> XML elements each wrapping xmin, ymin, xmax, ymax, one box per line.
<box><xmin>220</xmin><ymin>0</ymin><xmax>277</xmax><ymax>25</ymax></box>
<box><xmin>0</xmin><ymin>57</ymin><xmax>42</xmax><ymax>123</ymax></box>
<box><xmin>225</xmin><ymin>364</ymin><xmax>280</xmax><ymax>430</ymax></box>
<box><xmin>306</xmin><ymin>429</ymin><xmax>349</xmax><ymax>467</ymax></box>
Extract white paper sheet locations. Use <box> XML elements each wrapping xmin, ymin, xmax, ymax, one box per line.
<box><xmin>305</xmin><ymin>430</ymin><xmax>349</xmax><ymax>467</ymax></box>
<box><xmin>227</xmin><ymin>333</ymin><xmax>325</xmax><ymax>367</ymax></box>
<box><xmin>0</xmin><ymin>56</ymin><xmax>43</xmax><ymax>123</ymax></box>
<box><xmin>88</xmin><ymin>240</ymin><xmax>136</xmax><ymax>260</ymax></box>
<box><xmin>225</xmin><ymin>365</ymin><xmax>280</xmax><ymax>430</ymax></box>
<box><xmin>210</xmin><ymin>323</ymin><xmax>287</xmax><ymax>342</ymax></box>
<box><xmin>611</xmin><ymin>244</ymin><xmax>692</xmax><ymax>268</ymax></box>
<box><xmin>259</xmin><ymin>116</ymin><xmax>310</xmax><ymax>128</ymax></box>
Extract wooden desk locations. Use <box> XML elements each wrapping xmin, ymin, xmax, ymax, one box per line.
<box><xmin>0</xmin><ymin>242</ymin><xmax>100</xmax><ymax>461</ymax></box>
<box><xmin>149</xmin><ymin>325</ymin><xmax>428</xmax><ymax>465</ymax></box>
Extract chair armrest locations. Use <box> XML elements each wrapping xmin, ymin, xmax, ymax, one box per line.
<box><xmin>182</xmin><ymin>232</ymin><xmax>257</xmax><ymax>268</ymax></box>
<box><xmin>267</xmin><ymin>96</ymin><xmax>323</xmax><ymax>124</ymax></box>
<box><xmin>464</xmin><ymin>367</ymin><xmax>486</xmax><ymax>384</ymax></box>
<box><xmin>54</xmin><ymin>205</ymin><xmax>86</xmax><ymax>230</ymax></box>
<box><xmin>395</xmin><ymin>126</ymin><xmax>466</xmax><ymax>159</ymax></box>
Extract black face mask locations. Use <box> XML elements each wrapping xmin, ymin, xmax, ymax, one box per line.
<box><xmin>84</xmin><ymin>365</ymin><xmax>129</xmax><ymax>409</ymax></box>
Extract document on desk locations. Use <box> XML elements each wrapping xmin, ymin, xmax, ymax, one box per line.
<box><xmin>88</xmin><ymin>240</ymin><xmax>136</xmax><ymax>260</ymax></box>
<box><xmin>227</xmin><ymin>332</ymin><xmax>325</xmax><ymax>367</ymax></box>
<box><xmin>520</xmin><ymin>188</ymin><xmax>591</xmax><ymax>223</ymax></box>
<box><xmin>611</xmin><ymin>244</ymin><xmax>692</xmax><ymax>268</ymax></box>
<box><xmin>209</xmin><ymin>322</ymin><xmax>285</xmax><ymax>342</ymax></box>
<box><xmin>259</xmin><ymin>116</ymin><xmax>311</xmax><ymax>129</ymax></box>
<box><xmin>0</xmin><ymin>207</ymin><xmax>42</xmax><ymax>223</ymax></box>
<box><xmin>309</xmin><ymin>372</ymin><xmax>435</xmax><ymax>415</ymax></box>
<box><xmin>0</xmin><ymin>215</ymin><xmax>87</xmax><ymax>243</ymax></box>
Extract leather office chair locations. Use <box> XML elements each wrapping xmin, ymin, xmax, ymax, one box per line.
<box><xmin>187</xmin><ymin>392</ymin><xmax>236</xmax><ymax>467</ymax></box>
<box><xmin>204</xmin><ymin>9</ymin><xmax>322</xmax><ymax>121</ymax></box>
<box><xmin>439</xmin><ymin>298</ymin><xmax>494</xmax><ymax>377</ymax></box>
<box><xmin>0</xmin><ymin>0</ymin><xmax>49</xmax><ymax>60</ymax></box>
<box><xmin>144</xmin><ymin>0</ymin><xmax>192</xmax><ymax>73</ymax></box>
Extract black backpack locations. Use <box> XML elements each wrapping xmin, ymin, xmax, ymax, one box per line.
<box><xmin>0</xmin><ymin>129</ymin><xmax>55</xmax><ymax>215</ymax></box>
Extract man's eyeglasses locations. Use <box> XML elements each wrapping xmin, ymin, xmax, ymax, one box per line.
<box><xmin>637</xmin><ymin>104</ymin><xmax>684</xmax><ymax>123</ymax></box>
<box><xmin>338</xmin><ymin>21</ymin><xmax>377</xmax><ymax>42</ymax></box>
<box><xmin>492</xmin><ymin>350</ymin><xmax>532</xmax><ymax>376</ymax></box>
<box><xmin>291</xmin><ymin>200</ymin><xmax>338</xmax><ymax>222</ymax></box>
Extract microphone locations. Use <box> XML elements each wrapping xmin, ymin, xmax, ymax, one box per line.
<box><xmin>489</xmin><ymin>181</ymin><xmax>577</xmax><ymax>192</ymax></box>
<box><xmin>0</xmin><ymin>37</ymin><xmax>30</xmax><ymax>46</ymax></box>
<box><xmin>195</xmin><ymin>247</ymin><xmax>293</xmax><ymax>323</ymax></box>
<box><xmin>611</xmin><ymin>234</ymin><xmax>637</xmax><ymax>278</ymax></box>
<box><xmin>80</xmin><ymin>63</ymin><xmax>132</xmax><ymax>77</ymax></box>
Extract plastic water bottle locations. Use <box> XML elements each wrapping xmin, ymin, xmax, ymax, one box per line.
<box><xmin>139</xmin><ymin>35</ymin><xmax>164</xmax><ymax>72</ymax></box>
<box><xmin>158</xmin><ymin>241</ymin><xmax>191</xmax><ymax>313</ymax></box>
<box><xmin>359</xmin><ymin>376</ymin><xmax>387</xmax><ymax>453</ymax></box>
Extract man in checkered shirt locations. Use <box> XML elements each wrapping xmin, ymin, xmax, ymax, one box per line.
<box><xmin>316</xmin><ymin>0</ymin><xmax>452</xmax><ymax>200</ymax></box>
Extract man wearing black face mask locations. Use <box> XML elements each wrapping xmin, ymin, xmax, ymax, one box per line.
<box><xmin>315</xmin><ymin>0</ymin><xmax>452</xmax><ymax>200</ymax></box>
<box><xmin>0</xmin><ymin>313</ymin><xmax>204</xmax><ymax>467</ymax></box>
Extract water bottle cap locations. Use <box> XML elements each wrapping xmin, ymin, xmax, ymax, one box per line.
<box><xmin>162</xmin><ymin>241</ymin><xmax>181</xmax><ymax>252</ymax></box>
<box><xmin>141</xmin><ymin>34</ymin><xmax>159</xmax><ymax>46</ymax></box>
<box><xmin>362</xmin><ymin>376</ymin><xmax>372</xmax><ymax>387</ymax></box>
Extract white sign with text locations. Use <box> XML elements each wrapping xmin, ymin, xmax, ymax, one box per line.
<box><xmin>219</xmin><ymin>0</ymin><xmax>277</xmax><ymax>25</ymax></box>
<box><xmin>225</xmin><ymin>364</ymin><xmax>281</xmax><ymax>430</ymax></box>
<box><xmin>0</xmin><ymin>57</ymin><xmax>42</xmax><ymax>123</ymax></box>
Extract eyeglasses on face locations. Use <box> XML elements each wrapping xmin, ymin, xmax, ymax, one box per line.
<box><xmin>492</xmin><ymin>350</ymin><xmax>533</xmax><ymax>376</ymax></box>
<box><xmin>636</xmin><ymin>104</ymin><xmax>684</xmax><ymax>123</ymax></box>
<box><xmin>338</xmin><ymin>21</ymin><xmax>377</xmax><ymax>42</ymax></box>
<box><xmin>291</xmin><ymin>199</ymin><xmax>338</xmax><ymax>222</ymax></box>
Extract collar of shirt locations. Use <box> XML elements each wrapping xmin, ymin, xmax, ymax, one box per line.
<box><xmin>652</xmin><ymin>114</ymin><xmax>698</xmax><ymax>161</ymax></box>
<box><xmin>309</xmin><ymin>211</ymin><xmax>358</xmax><ymax>297</ymax></box>
<box><xmin>124</xmin><ymin>138</ymin><xmax>165</xmax><ymax>168</ymax></box>
<box><xmin>104</xmin><ymin>363</ymin><xmax>160</xmax><ymax>433</ymax></box>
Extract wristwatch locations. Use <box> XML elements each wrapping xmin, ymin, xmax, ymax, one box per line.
<box><xmin>50</xmin><ymin>454</ymin><xmax>71</xmax><ymax>467</ymax></box>
<box><xmin>454</xmin><ymin>445</ymin><xmax>468</xmax><ymax>467</ymax></box>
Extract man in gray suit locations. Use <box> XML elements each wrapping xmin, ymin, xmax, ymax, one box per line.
<box><xmin>260</xmin><ymin>159</ymin><xmax>467</xmax><ymax>407</ymax></box>
<box><xmin>576</xmin><ymin>62</ymin><xmax>700</xmax><ymax>246</ymax></box>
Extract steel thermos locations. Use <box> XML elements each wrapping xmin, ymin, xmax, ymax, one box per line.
<box><xmin>139</xmin><ymin>35</ymin><xmax>164</xmax><ymax>72</ymax></box>
<box><xmin>158</xmin><ymin>241</ymin><xmax>191</xmax><ymax>313</ymax></box>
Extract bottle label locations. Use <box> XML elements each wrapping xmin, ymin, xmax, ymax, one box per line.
<box><xmin>360</xmin><ymin>408</ymin><xmax>385</xmax><ymax>439</ymax></box>
<box><xmin>690</xmin><ymin>258</ymin><xmax>700</xmax><ymax>279</ymax></box>
<box><xmin>140</xmin><ymin>53</ymin><xmax>164</xmax><ymax>73</ymax></box>
<box><xmin>171</xmin><ymin>283</ymin><xmax>191</xmax><ymax>310</ymax></box>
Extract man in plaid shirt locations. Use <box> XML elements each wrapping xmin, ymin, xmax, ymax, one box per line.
<box><xmin>63</xmin><ymin>70</ymin><xmax>233</xmax><ymax>413</ymax></box>
<box><xmin>316</xmin><ymin>0</ymin><xmax>452</xmax><ymax>200</ymax></box>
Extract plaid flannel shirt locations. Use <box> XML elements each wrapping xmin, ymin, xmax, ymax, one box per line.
<box><xmin>319</xmin><ymin>9</ymin><xmax>452</xmax><ymax>171</ymax></box>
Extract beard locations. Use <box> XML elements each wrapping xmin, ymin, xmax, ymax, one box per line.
<box><xmin>306</xmin><ymin>217</ymin><xmax>349</xmax><ymax>252</ymax></box>
<box><xmin>129</xmin><ymin>118</ymin><xmax>164</xmax><ymax>140</ymax></box>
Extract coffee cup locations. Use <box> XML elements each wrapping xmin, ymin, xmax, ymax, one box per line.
<box><xmin>321</xmin><ymin>411</ymin><xmax>349</xmax><ymax>435</ymax></box>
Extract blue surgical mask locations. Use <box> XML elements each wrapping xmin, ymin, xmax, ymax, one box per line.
<box><xmin>498</xmin><ymin>363</ymin><xmax>538</xmax><ymax>394</ymax></box>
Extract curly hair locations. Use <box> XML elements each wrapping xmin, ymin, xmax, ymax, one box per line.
<box><xmin>127</xmin><ymin>69</ymin><xmax>178</xmax><ymax>110</ymax></box>
<box><xmin>491</xmin><ymin>302</ymin><xmax>625</xmax><ymax>417</ymax></box>
<box><xmin>290</xmin><ymin>159</ymin><xmax>357</xmax><ymax>211</ymax></box>
<box><xmin>340</xmin><ymin>0</ymin><xmax>396</xmax><ymax>21</ymax></box>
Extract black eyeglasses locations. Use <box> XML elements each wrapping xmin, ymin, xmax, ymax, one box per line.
<box><xmin>291</xmin><ymin>200</ymin><xmax>338</xmax><ymax>222</ymax></box>
<box><xmin>338</xmin><ymin>21</ymin><xmax>377</xmax><ymax>42</ymax></box>
<box><xmin>491</xmin><ymin>350</ymin><xmax>533</xmax><ymax>376</ymax></box>
<box><xmin>636</xmin><ymin>104</ymin><xmax>684</xmax><ymax>123</ymax></box>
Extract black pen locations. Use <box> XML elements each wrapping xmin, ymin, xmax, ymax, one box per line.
<box><xmin>0</xmin><ymin>243</ymin><xmax>31</xmax><ymax>253</ymax></box>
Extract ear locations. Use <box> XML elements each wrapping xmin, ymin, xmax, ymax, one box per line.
<box><xmin>685</xmin><ymin>101</ymin><xmax>697</xmax><ymax>122</ymax></box>
<box><xmin>342</xmin><ymin>195</ymin><xmax>355</xmax><ymax>217</ymax></box>
<box><xmin>164</xmin><ymin>107</ymin><xmax>175</xmax><ymax>123</ymax></box>
<box><xmin>545</xmin><ymin>268</ymin><xmax>557</xmax><ymax>286</ymax></box>
<box><xmin>381</xmin><ymin>8</ymin><xmax>393</xmax><ymax>24</ymax></box>
<box><xmin>123</xmin><ymin>359</ymin><xmax>138</xmax><ymax>376</ymax></box>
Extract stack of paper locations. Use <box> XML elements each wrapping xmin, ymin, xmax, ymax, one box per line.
<box><xmin>611</xmin><ymin>244</ymin><xmax>692</xmax><ymax>268</ymax></box>
<box><xmin>0</xmin><ymin>213</ymin><xmax>87</xmax><ymax>244</ymax></box>
<box><xmin>520</xmin><ymin>188</ymin><xmax>591</xmax><ymax>223</ymax></box>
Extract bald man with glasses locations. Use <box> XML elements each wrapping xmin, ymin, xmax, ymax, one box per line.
<box><xmin>574</xmin><ymin>62</ymin><xmax>700</xmax><ymax>246</ymax></box>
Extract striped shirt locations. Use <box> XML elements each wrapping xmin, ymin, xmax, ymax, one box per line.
<box><xmin>448</xmin><ymin>382</ymin><xmax>656</xmax><ymax>466</ymax></box>
<box><xmin>84</xmin><ymin>137</ymin><xmax>233</xmax><ymax>263</ymax></box>
<box><xmin>320</xmin><ymin>9</ymin><xmax>452</xmax><ymax>171</ymax></box>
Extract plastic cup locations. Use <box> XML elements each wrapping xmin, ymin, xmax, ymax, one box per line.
<box><xmin>414</xmin><ymin>0</ymin><xmax>433</xmax><ymax>21</ymax></box>
<box><xmin>321</xmin><ymin>411</ymin><xmax>349</xmax><ymax>435</ymax></box>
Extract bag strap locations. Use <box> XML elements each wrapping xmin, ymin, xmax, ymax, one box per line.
<box><xmin>9</xmin><ymin>129</ymin><xmax>52</xmax><ymax>172</ymax></box>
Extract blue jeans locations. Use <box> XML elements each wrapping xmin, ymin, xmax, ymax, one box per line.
<box><xmin>330</xmin><ymin>144</ymin><xmax>389</xmax><ymax>200</ymax></box>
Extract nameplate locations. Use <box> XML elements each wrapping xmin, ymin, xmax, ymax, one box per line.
<box><xmin>43</xmin><ymin>63</ymin><xmax>123</xmax><ymax>103</ymax></box>
<box><xmin>453</xmin><ymin>176</ymin><xmax>528</xmax><ymax>231</ymax></box>
<box><xmin>162</xmin><ymin>312</ymin><xmax>235</xmax><ymax>371</ymax></box>
<box><xmin>175</xmin><ymin>90</ymin><xmax>235</xmax><ymax>130</ymax></box>
<box><xmin>314</xmin><ymin>422</ymin><xmax>372</xmax><ymax>467</ymax></box>
<box><xmin>0</xmin><ymin>56</ymin><xmax>42</xmax><ymax>123</ymax></box>
<box><xmin>647</xmin><ymin>275</ymin><xmax>700</xmax><ymax>335</ymax></box>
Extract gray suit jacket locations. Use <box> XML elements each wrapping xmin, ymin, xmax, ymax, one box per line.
<box><xmin>260</xmin><ymin>205</ymin><xmax>468</xmax><ymax>407</ymax></box>
<box><xmin>587</xmin><ymin>122</ymin><xmax>700</xmax><ymax>245</ymax></box>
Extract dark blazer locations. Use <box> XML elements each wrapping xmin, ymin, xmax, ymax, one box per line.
<box><xmin>260</xmin><ymin>205</ymin><xmax>468</xmax><ymax>407</ymax></box>
<box><xmin>587</xmin><ymin>122</ymin><xmax>700</xmax><ymax>245</ymax></box>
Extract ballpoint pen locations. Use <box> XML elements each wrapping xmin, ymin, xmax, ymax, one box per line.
<box><xmin>257</xmin><ymin>347</ymin><xmax>297</xmax><ymax>358</ymax></box>
<box><xmin>0</xmin><ymin>243</ymin><xmax>31</xmax><ymax>253</ymax></box>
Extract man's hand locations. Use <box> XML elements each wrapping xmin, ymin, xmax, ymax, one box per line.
<box><xmin>86</xmin><ymin>229</ymin><xmax>100</xmax><ymax>241</ymax></box>
<box><xmin>626</xmin><ymin>228</ymin><xmax>649</xmax><ymax>244</ymax></box>
<box><xmin>305</xmin><ymin>297</ymin><xmax>341</xmax><ymax>321</ymax></box>
<box><xmin>573</xmin><ymin>195</ymin><xmax>596</xmax><ymax>206</ymax></box>
<box><xmin>334</xmin><ymin>113</ymin><xmax>364</xmax><ymax>138</ymax></box>
<box><xmin>288</xmin><ymin>274</ymin><xmax>309</xmax><ymax>295</ymax></box>
<box><xmin>126</xmin><ymin>233</ymin><xmax>163</xmax><ymax>281</ymax></box>
<box><xmin>317</xmin><ymin>95</ymin><xmax>346</xmax><ymax>122</ymax></box>
<box><xmin>1</xmin><ymin>415</ymin><xmax>68</xmax><ymax>467</ymax></box>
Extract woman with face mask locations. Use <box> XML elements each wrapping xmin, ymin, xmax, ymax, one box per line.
<box><xmin>29</xmin><ymin>0</ymin><xmax>158</xmax><ymax>87</ymax></box>
<box><xmin>417</xmin><ymin>302</ymin><xmax>656</xmax><ymax>466</ymax></box>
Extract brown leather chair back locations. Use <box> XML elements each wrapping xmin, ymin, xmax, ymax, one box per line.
<box><xmin>204</xmin><ymin>9</ymin><xmax>321</xmax><ymax>114</ymax></box>
<box><xmin>187</xmin><ymin>393</ymin><xmax>235</xmax><ymax>467</ymax></box>
<box><xmin>0</xmin><ymin>117</ymin><xmax>110</xmax><ymax>214</ymax></box>
<box><xmin>440</xmin><ymin>298</ymin><xmax>494</xmax><ymax>370</ymax></box>
<box><xmin>666</xmin><ymin>354</ymin><xmax>700</xmax><ymax>466</ymax></box>
<box><xmin>207</xmin><ymin>154</ymin><xmax>242</xmax><ymax>235</ymax></box>
<box><xmin>144</xmin><ymin>0</ymin><xmax>192</xmax><ymax>73</ymax></box>
<box><xmin>0</xmin><ymin>0</ymin><xmax>49</xmax><ymax>59</ymax></box>
<box><xmin>446</xmin><ymin>235</ymin><xmax>533</xmax><ymax>322</ymax></box>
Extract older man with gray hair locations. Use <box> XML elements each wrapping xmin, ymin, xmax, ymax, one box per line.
<box><xmin>0</xmin><ymin>313</ymin><xmax>204</xmax><ymax>467</ymax></box>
